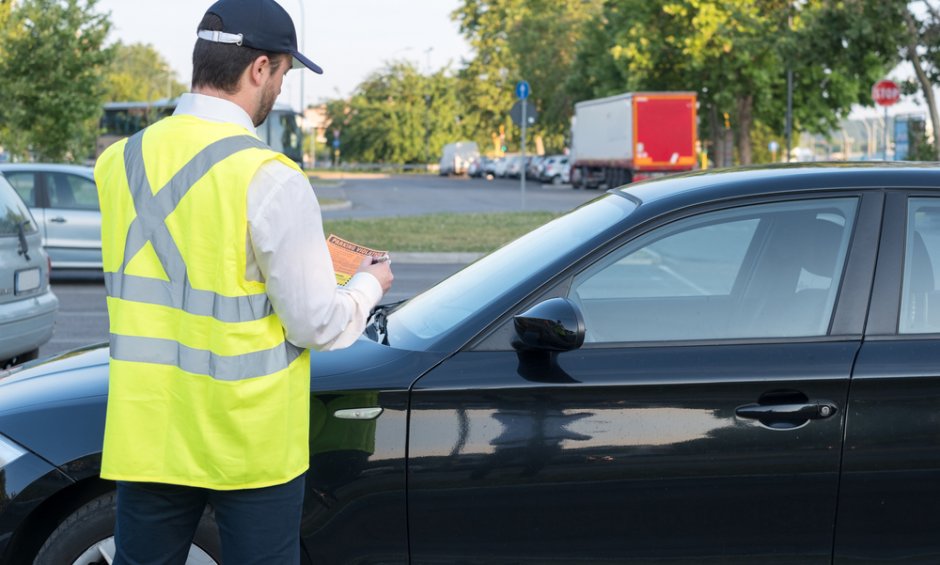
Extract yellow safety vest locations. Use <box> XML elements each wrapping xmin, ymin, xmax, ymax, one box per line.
<box><xmin>95</xmin><ymin>115</ymin><xmax>310</xmax><ymax>490</ymax></box>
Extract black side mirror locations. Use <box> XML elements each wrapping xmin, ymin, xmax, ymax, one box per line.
<box><xmin>512</xmin><ymin>297</ymin><xmax>585</xmax><ymax>352</ymax></box>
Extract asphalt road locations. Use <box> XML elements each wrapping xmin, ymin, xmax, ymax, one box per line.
<box><xmin>41</xmin><ymin>174</ymin><xmax>596</xmax><ymax>359</ymax></box>
<box><xmin>317</xmin><ymin>173</ymin><xmax>600</xmax><ymax>219</ymax></box>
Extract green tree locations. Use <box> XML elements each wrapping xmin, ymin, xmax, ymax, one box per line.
<box><xmin>325</xmin><ymin>62</ymin><xmax>464</xmax><ymax>164</ymax></box>
<box><xmin>452</xmin><ymin>0</ymin><xmax>521</xmax><ymax>154</ymax></box>
<box><xmin>0</xmin><ymin>0</ymin><xmax>112</xmax><ymax>161</ymax></box>
<box><xmin>105</xmin><ymin>42</ymin><xmax>187</xmax><ymax>103</ymax></box>
<box><xmin>568</xmin><ymin>0</ymin><xmax>904</xmax><ymax>165</ymax></box>
<box><xmin>452</xmin><ymin>0</ymin><xmax>601</xmax><ymax>154</ymax></box>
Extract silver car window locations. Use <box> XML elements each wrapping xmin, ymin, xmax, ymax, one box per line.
<box><xmin>47</xmin><ymin>173</ymin><xmax>99</xmax><ymax>211</ymax></box>
<box><xmin>0</xmin><ymin>175</ymin><xmax>37</xmax><ymax>236</ymax></box>
<box><xmin>3</xmin><ymin>172</ymin><xmax>37</xmax><ymax>207</ymax></box>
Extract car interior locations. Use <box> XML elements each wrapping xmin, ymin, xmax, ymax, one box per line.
<box><xmin>571</xmin><ymin>202</ymin><xmax>855</xmax><ymax>344</ymax></box>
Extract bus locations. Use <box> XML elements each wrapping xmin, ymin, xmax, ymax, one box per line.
<box><xmin>98</xmin><ymin>98</ymin><xmax>304</xmax><ymax>165</ymax></box>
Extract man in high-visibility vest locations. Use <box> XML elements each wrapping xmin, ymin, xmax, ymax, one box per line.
<box><xmin>94</xmin><ymin>1</ymin><xmax>394</xmax><ymax>563</ymax></box>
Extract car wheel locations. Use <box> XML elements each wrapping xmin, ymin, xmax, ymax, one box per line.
<box><xmin>551</xmin><ymin>174</ymin><xmax>563</xmax><ymax>186</ymax></box>
<box><xmin>34</xmin><ymin>492</ymin><xmax>221</xmax><ymax>565</ymax></box>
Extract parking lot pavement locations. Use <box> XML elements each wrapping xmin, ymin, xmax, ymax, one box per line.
<box><xmin>39</xmin><ymin>175</ymin><xmax>592</xmax><ymax>360</ymax></box>
<box><xmin>40</xmin><ymin>260</ymin><xmax>467</xmax><ymax>360</ymax></box>
<box><xmin>318</xmin><ymin>174</ymin><xmax>597</xmax><ymax>220</ymax></box>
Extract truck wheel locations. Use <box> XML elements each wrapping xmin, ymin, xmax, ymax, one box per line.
<box><xmin>612</xmin><ymin>168</ymin><xmax>624</xmax><ymax>187</ymax></box>
<box><xmin>34</xmin><ymin>492</ymin><xmax>221</xmax><ymax>565</ymax></box>
<box><xmin>570</xmin><ymin>167</ymin><xmax>583</xmax><ymax>189</ymax></box>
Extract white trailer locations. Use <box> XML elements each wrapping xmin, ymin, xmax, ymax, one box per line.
<box><xmin>570</xmin><ymin>92</ymin><xmax>697</xmax><ymax>189</ymax></box>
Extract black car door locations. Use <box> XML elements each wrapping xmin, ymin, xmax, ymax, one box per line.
<box><xmin>834</xmin><ymin>191</ymin><xmax>940</xmax><ymax>563</ymax></box>
<box><xmin>407</xmin><ymin>193</ymin><xmax>882</xmax><ymax>564</ymax></box>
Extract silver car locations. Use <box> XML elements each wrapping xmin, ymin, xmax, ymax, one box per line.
<box><xmin>0</xmin><ymin>173</ymin><xmax>57</xmax><ymax>367</ymax></box>
<box><xmin>0</xmin><ymin>164</ymin><xmax>101</xmax><ymax>272</ymax></box>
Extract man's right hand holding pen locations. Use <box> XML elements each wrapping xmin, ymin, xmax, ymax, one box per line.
<box><xmin>357</xmin><ymin>255</ymin><xmax>394</xmax><ymax>294</ymax></box>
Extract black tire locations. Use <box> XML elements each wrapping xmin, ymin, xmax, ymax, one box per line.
<box><xmin>34</xmin><ymin>492</ymin><xmax>222</xmax><ymax>565</ymax></box>
<box><xmin>6</xmin><ymin>348</ymin><xmax>39</xmax><ymax>368</ymax></box>
<box><xmin>570</xmin><ymin>167</ymin><xmax>583</xmax><ymax>189</ymax></box>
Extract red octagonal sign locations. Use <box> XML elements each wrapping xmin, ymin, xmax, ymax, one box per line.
<box><xmin>872</xmin><ymin>79</ymin><xmax>900</xmax><ymax>107</ymax></box>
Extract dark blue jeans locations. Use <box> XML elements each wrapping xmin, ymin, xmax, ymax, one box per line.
<box><xmin>114</xmin><ymin>473</ymin><xmax>305</xmax><ymax>565</ymax></box>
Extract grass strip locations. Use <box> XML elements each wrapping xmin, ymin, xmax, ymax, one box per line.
<box><xmin>323</xmin><ymin>211</ymin><xmax>560</xmax><ymax>252</ymax></box>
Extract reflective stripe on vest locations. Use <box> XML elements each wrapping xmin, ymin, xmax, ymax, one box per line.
<box><xmin>108</xmin><ymin>130</ymin><xmax>302</xmax><ymax>381</ymax></box>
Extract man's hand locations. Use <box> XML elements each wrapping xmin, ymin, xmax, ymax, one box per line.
<box><xmin>356</xmin><ymin>255</ymin><xmax>393</xmax><ymax>294</ymax></box>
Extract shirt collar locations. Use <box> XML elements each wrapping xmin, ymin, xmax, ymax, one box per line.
<box><xmin>173</xmin><ymin>93</ymin><xmax>257</xmax><ymax>133</ymax></box>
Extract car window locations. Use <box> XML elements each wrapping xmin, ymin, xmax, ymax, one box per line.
<box><xmin>900</xmin><ymin>198</ymin><xmax>940</xmax><ymax>333</ymax></box>
<box><xmin>569</xmin><ymin>197</ymin><xmax>858</xmax><ymax>343</ymax></box>
<box><xmin>47</xmin><ymin>173</ymin><xmax>99</xmax><ymax>211</ymax></box>
<box><xmin>3</xmin><ymin>172</ymin><xmax>37</xmax><ymax>207</ymax></box>
<box><xmin>388</xmin><ymin>195</ymin><xmax>637</xmax><ymax>346</ymax></box>
<box><xmin>0</xmin><ymin>175</ymin><xmax>37</xmax><ymax>236</ymax></box>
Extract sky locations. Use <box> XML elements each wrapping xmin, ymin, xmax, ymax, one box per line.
<box><xmin>95</xmin><ymin>0</ymin><xmax>473</xmax><ymax>110</ymax></box>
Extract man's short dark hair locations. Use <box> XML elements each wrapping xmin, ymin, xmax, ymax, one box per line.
<box><xmin>192</xmin><ymin>13</ymin><xmax>284</xmax><ymax>93</ymax></box>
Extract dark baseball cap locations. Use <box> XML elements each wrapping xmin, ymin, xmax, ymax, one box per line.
<box><xmin>197</xmin><ymin>0</ymin><xmax>323</xmax><ymax>74</ymax></box>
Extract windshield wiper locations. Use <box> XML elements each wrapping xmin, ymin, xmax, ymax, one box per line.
<box><xmin>365</xmin><ymin>299</ymin><xmax>406</xmax><ymax>345</ymax></box>
<box><xmin>16</xmin><ymin>220</ymin><xmax>30</xmax><ymax>261</ymax></box>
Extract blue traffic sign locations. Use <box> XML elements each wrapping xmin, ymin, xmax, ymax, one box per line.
<box><xmin>515</xmin><ymin>80</ymin><xmax>530</xmax><ymax>100</ymax></box>
<box><xmin>332</xmin><ymin>139</ymin><xmax>340</xmax><ymax>149</ymax></box>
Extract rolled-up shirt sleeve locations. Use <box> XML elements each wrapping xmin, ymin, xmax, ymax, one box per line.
<box><xmin>247</xmin><ymin>161</ymin><xmax>383</xmax><ymax>351</ymax></box>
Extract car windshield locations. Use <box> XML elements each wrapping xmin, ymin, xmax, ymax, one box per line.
<box><xmin>386</xmin><ymin>194</ymin><xmax>636</xmax><ymax>347</ymax></box>
<box><xmin>0</xmin><ymin>175</ymin><xmax>36</xmax><ymax>237</ymax></box>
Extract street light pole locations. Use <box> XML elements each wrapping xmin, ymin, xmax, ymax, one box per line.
<box><xmin>294</xmin><ymin>0</ymin><xmax>307</xmax><ymax>167</ymax></box>
<box><xmin>785</xmin><ymin>1</ymin><xmax>793</xmax><ymax>162</ymax></box>
<box><xmin>424</xmin><ymin>47</ymin><xmax>433</xmax><ymax>166</ymax></box>
<box><xmin>297</xmin><ymin>0</ymin><xmax>305</xmax><ymax>115</ymax></box>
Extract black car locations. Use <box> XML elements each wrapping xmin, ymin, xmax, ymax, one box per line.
<box><xmin>3</xmin><ymin>163</ymin><xmax>940</xmax><ymax>564</ymax></box>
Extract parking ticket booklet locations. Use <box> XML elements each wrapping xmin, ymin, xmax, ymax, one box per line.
<box><xmin>327</xmin><ymin>234</ymin><xmax>388</xmax><ymax>285</ymax></box>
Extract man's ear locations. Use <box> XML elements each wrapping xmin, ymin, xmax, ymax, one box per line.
<box><xmin>247</xmin><ymin>55</ymin><xmax>271</xmax><ymax>87</ymax></box>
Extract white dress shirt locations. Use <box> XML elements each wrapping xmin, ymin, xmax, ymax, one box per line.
<box><xmin>173</xmin><ymin>93</ymin><xmax>383</xmax><ymax>351</ymax></box>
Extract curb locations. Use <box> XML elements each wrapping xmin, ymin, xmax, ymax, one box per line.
<box><xmin>320</xmin><ymin>200</ymin><xmax>352</xmax><ymax>211</ymax></box>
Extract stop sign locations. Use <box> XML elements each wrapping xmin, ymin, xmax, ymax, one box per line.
<box><xmin>872</xmin><ymin>79</ymin><xmax>900</xmax><ymax>107</ymax></box>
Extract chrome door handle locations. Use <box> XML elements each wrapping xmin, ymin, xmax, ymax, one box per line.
<box><xmin>49</xmin><ymin>217</ymin><xmax>67</xmax><ymax>223</ymax></box>
<box><xmin>736</xmin><ymin>401</ymin><xmax>837</xmax><ymax>420</ymax></box>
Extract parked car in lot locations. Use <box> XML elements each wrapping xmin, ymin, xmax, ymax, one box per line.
<box><xmin>505</xmin><ymin>154</ymin><xmax>526</xmax><ymax>178</ymax></box>
<box><xmin>0</xmin><ymin>164</ymin><xmax>101</xmax><ymax>272</ymax></box>
<box><xmin>484</xmin><ymin>156</ymin><xmax>501</xmax><ymax>177</ymax></box>
<box><xmin>540</xmin><ymin>154</ymin><xmax>570</xmax><ymax>184</ymax></box>
<box><xmin>438</xmin><ymin>141</ymin><xmax>480</xmax><ymax>176</ymax></box>
<box><xmin>467</xmin><ymin>156</ymin><xmax>495</xmax><ymax>178</ymax></box>
<box><xmin>5</xmin><ymin>164</ymin><xmax>940</xmax><ymax>563</ymax></box>
<box><xmin>0</xmin><ymin>173</ymin><xmax>57</xmax><ymax>368</ymax></box>
<box><xmin>493</xmin><ymin>154</ymin><xmax>519</xmax><ymax>178</ymax></box>
<box><xmin>526</xmin><ymin>155</ymin><xmax>546</xmax><ymax>179</ymax></box>
<box><xmin>466</xmin><ymin>156</ymin><xmax>483</xmax><ymax>178</ymax></box>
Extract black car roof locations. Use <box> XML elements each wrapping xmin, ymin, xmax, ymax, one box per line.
<box><xmin>619</xmin><ymin>162</ymin><xmax>940</xmax><ymax>209</ymax></box>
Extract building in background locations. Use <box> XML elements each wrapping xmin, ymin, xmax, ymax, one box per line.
<box><xmin>303</xmin><ymin>105</ymin><xmax>330</xmax><ymax>169</ymax></box>
<box><xmin>796</xmin><ymin>113</ymin><xmax>933</xmax><ymax>162</ymax></box>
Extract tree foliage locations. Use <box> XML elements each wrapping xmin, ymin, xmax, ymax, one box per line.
<box><xmin>452</xmin><ymin>0</ymin><xmax>601</xmax><ymax>154</ymax></box>
<box><xmin>324</xmin><ymin>62</ymin><xmax>464</xmax><ymax>164</ymax></box>
<box><xmin>320</xmin><ymin>0</ymin><xmax>925</xmax><ymax>166</ymax></box>
<box><xmin>568</xmin><ymin>0</ymin><xmax>904</xmax><ymax>165</ymax></box>
<box><xmin>0</xmin><ymin>0</ymin><xmax>112</xmax><ymax>161</ymax></box>
<box><xmin>104</xmin><ymin>42</ymin><xmax>187</xmax><ymax>103</ymax></box>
